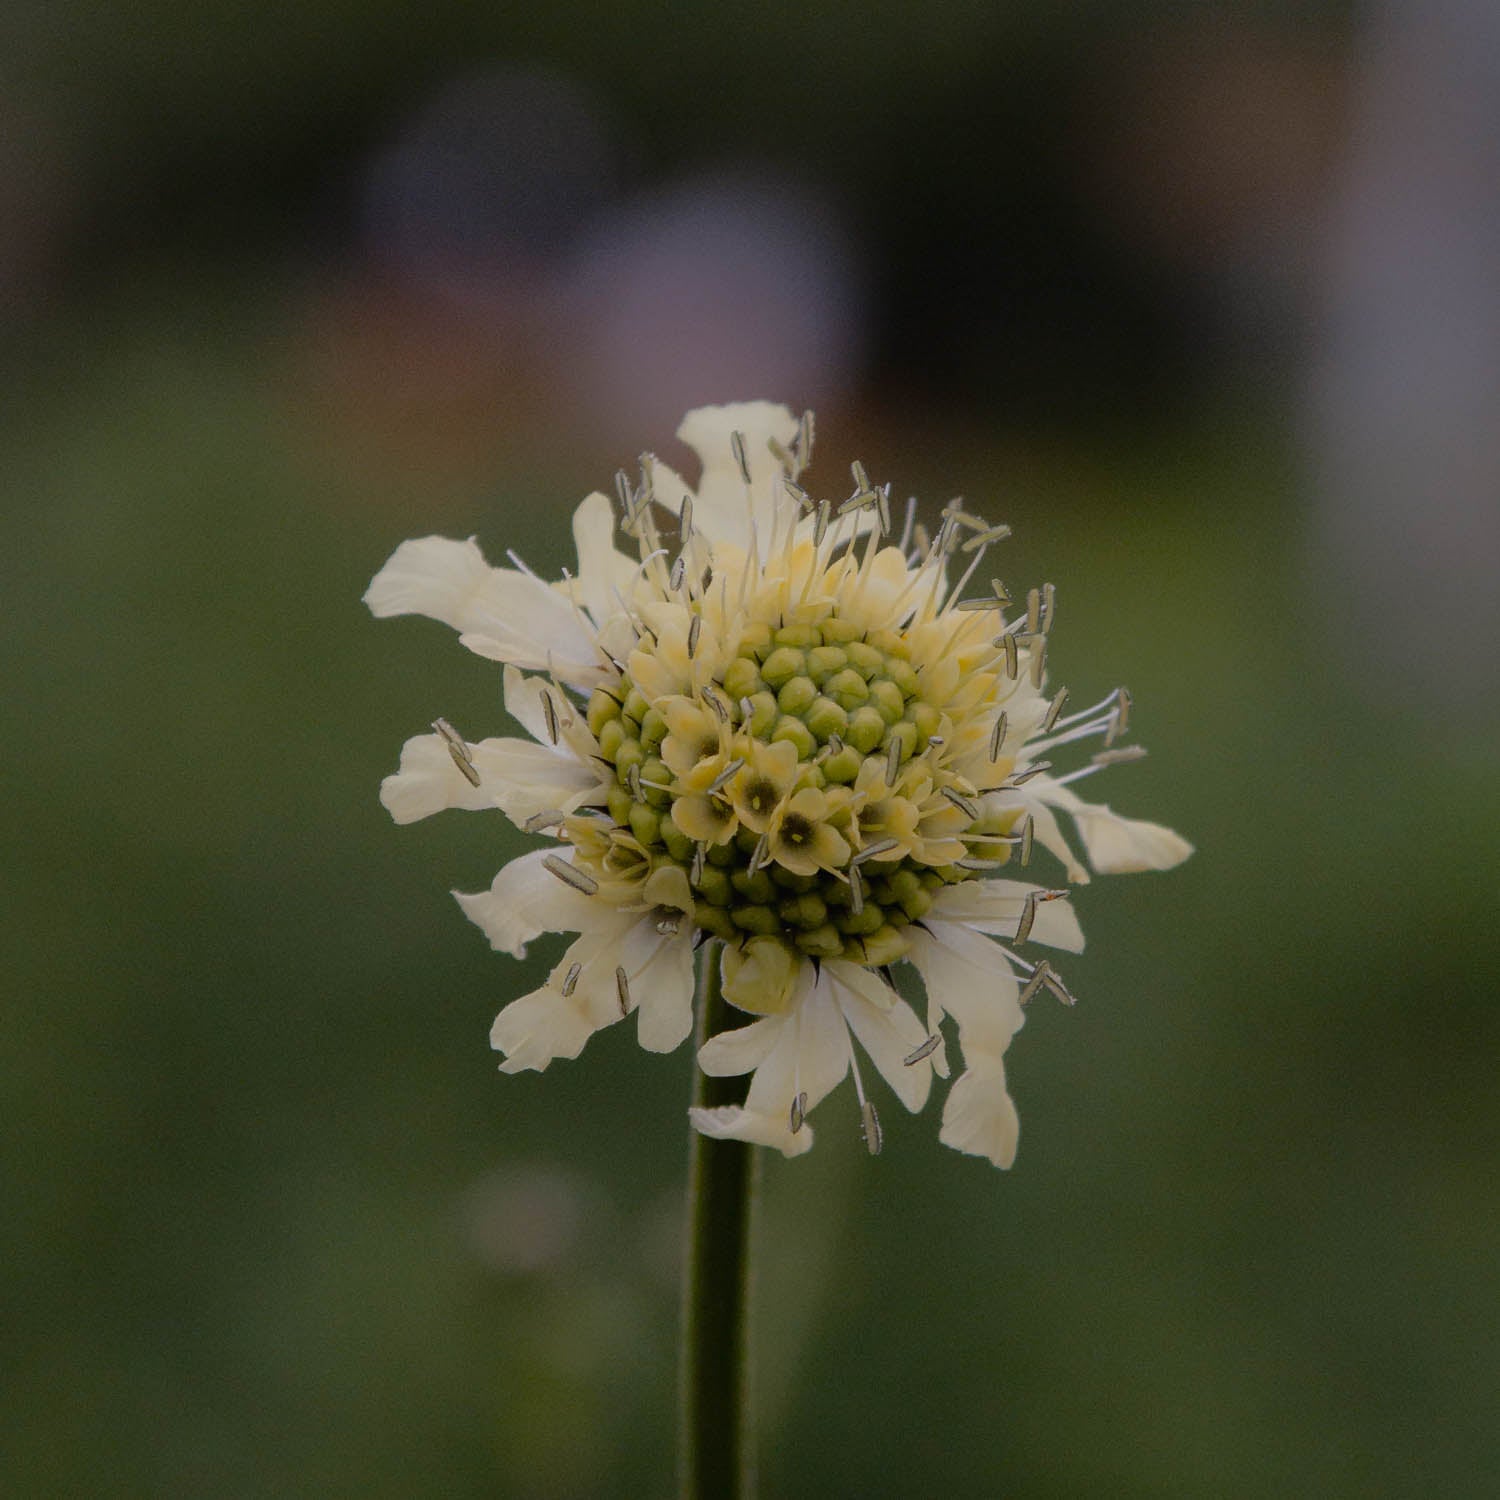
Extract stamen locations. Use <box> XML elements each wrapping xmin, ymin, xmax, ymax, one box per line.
<box><xmin>678</xmin><ymin>494</ymin><xmax>693</xmax><ymax>540</ymax></box>
<box><xmin>797</xmin><ymin>409</ymin><xmax>815</xmax><ymax>470</ymax></box>
<box><xmin>615</xmin><ymin>965</ymin><xmax>631</xmax><ymax>1016</ymax></box>
<box><xmin>748</xmin><ymin>833</ymin><xmax>771</xmax><ymax>875</ymax></box>
<box><xmin>789</xmin><ymin>1091</ymin><xmax>808</xmax><ymax>1134</ymax></box>
<box><xmin>1019</xmin><ymin>816</ymin><xmax>1034</xmax><ymax>866</ymax></box>
<box><xmin>961</xmin><ymin>523</ymin><xmax>1011</xmax><ymax>552</ymax></box>
<box><xmin>523</xmin><ymin>809</ymin><xmax>566</xmax><ymax>834</ymax></box>
<box><xmin>690</xmin><ymin>844</ymin><xmax>706</xmax><ymax>885</ymax></box>
<box><xmin>699</xmin><ymin>685</ymin><xmax>729</xmax><ymax>721</ymax></box>
<box><xmin>860</xmin><ymin>1100</ymin><xmax>883</xmax><ymax>1156</ymax></box>
<box><xmin>669</xmin><ymin>554</ymin><xmax>686</xmax><ymax>592</ymax></box>
<box><xmin>781</xmin><ymin>477</ymin><xmax>812</xmax><ymax>512</ymax></box>
<box><xmin>1041</xmin><ymin>581</ymin><xmax>1056</xmax><ymax>632</ymax></box>
<box><xmin>1104</xmin><ymin>685</ymin><xmax>1133</xmax><ymax>746</ymax></box>
<box><xmin>543</xmin><ymin>855</ymin><xmax>598</xmax><ymax>895</ymax></box>
<box><xmin>626</xmin><ymin>764</ymin><xmax>643</xmax><ymax>800</ymax></box>
<box><xmin>707</xmin><ymin>758</ymin><xmax>745</xmax><ymax>794</ymax></box>
<box><xmin>988</xmin><ymin>577</ymin><xmax>1013</xmax><ymax>608</ymax></box>
<box><xmin>1043</xmin><ymin>687</ymin><xmax>1070</xmax><ymax>733</ymax></box>
<box><xmin>944</xmin><ymin>503</ymin><xmax>989</xmax><ymax>531</ymax></box>
<box><xmin>541</xmin><ymin>690</ymin><xmax>560</xmax><ymax>746</ymax></box>
<box><xmin>851</xmin><ymin>837</ymin><xmax>900</xmax><ymax>866</ymax></box>
<box><xmin>1014</xmin><ymin>892</ymin><xmax>1038</xmax><ymax>945</ymax></box>
<box><xmin>730</xmin><ymin>430</ymin><xmax>751</xmax><ymax>485</ymax></box>
<box><xmin>827</xmin><ymin>732</ymin><xmax>844</xmax><ymax>755</ymax></box>
<box><xmin>847</xmin><ymin>864</ymin><xmax>865</xmax><ymax>915</ymax></box>
<box><xmin>1000</xmin><ymin>632</ymin><xmax>1019</xmax><ymax>679</ymax></box>
<box><xmin>1092</xmin><ymin>746</ymin><xmax>1148</xmax><ymax>767</ymax></box>
<box><xmin>903</xmin><ymin>1034</ymin><xmax>941</xmax><ymax>1066</ymax></box>
<box><xmin>561</xmin><ymin>962</ymin><xmax>582</xmax><ymax>997</ymax></box>
<box><xmin>1028</xmin><ymin>636</ymin><xmax>1048</xmax><ymax>688</ymax></box>
<box><xmin>876</xmin><ymin>483</ymin><xmax>892</xmax><ymax>536</ymax></box>
<box><xmin>432</xmin><ymin>718</ymin><xmax>481</xmax><ymax>788</ymax></box>
<box><xmin>1041</xmin><ymin>968</ymin><xmax>1077</xmax><ymax>1006</ymax></box>
<box><xmin>898</xmin><ymin>495</ymin><xmax>917</xmax><ymax>553</ymax></box>
<box><xmin>1026</xmin><ymin>587</ymin><xmax>1040</xmax><ymax>635</ymax></box>
<box><xmin>885</xmin><ymin>736</ymin><xmax>902</xmax><ymax>786</ymax></box>
<box><xmin>1018</xmin><ymin>960</ymin><xmax>1051</xmax><ymax>1005</ymax></box>
<box><xmin>941</xmin><ymin>786</ymin><xmax>980</xmax><ymax>820</ymax></box>
<box><xmin>1008</xmin><ymin>761</ymin><xmax>1053</xmax><ymax>786</ymax></box>
<box><xmin>989</xmin><ymin>711</ymin><xmax>1008</xmax><ymax>761</ymax></box>
<box><xmin>813</xmin><ymin>500</ymin><xmax>830</xmax><ymax>545</ymax></box>
<box><xmin>687</xmin><ymin>613</ymin><xmax>702</xmax><ymax>659</ymax></box>
<box><xmin>656</xmin><ymin>912</ymin><xmax>682</xmax><ymax>936</ymax></box>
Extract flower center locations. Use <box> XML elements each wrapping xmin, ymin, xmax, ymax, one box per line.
<box><xmin>583</xmin><ymin>613</ymin><xmax>1019</xmax><ymax>965</ymax></box>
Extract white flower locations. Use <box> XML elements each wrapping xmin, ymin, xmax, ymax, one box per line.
<box><xmin>367</xmin><ymin>403</ymin><xmax>1192</xmax><ymax>1167</ymax></box>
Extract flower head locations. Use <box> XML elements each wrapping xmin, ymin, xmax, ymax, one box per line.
<box><xmin>367</xmin><ymin>402</ymin><xmax>1192</xmax><ymax>1167</ymax></box>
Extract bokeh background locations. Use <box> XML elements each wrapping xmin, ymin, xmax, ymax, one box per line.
<box><xmin>7</xmin><ymin>1</ymin><xmax>1499</xmax><ymax>1495</ymax></box>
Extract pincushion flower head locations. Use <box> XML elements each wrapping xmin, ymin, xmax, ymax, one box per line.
<box><xmin>366</xmin><ymin>402</ymin><xmax>1191</xmax><ymax>1168</ymax></box>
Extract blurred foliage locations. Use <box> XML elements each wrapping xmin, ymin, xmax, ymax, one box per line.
<box><xmin>4</xmin><ymin>269</ymin><xmax>1497</xmax><ymax>1497</ymax></box>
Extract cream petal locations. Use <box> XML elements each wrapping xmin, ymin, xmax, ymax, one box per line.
<box><xmin>617</xmin><ymin>919</ymin><xmax>696</xmax><ymax>1054</ymax></box>
<box><xmin>483</xmin><ymin>741</ymin><xmax>608</xmax><ymax>825</ymax></box>
<box><xmin>1005</xmin><ymin>793</ymin><xmax>1090</xmax><ymax>884</ymax></box>
<box><xmin>927</xmin><ymin>880</ymin><xmax>1086</xmax><ymax>953</ymax></box>
<box><xmin>907</xmin><ymin>924</ymin><xmax>1025</xmax><ymax>1062</ymax></box>
<box><xmin>569</xmin><ymin>491</ymin><xmax>642</xmax><ymax>627</ymax></box>
<box><xmin>688</xmin><ymin>1103</ymin><xmax>815</xmax><ymax>1158</ymax></box>
<box><xmin>490</xmin><ymin>984</ymin><xmax>597</xmax><ymax>1074</ymax></box>
<box><xmin>742</xmin><ymin>971</ymin><xmax>851</xmax><ymax>1120</ymax></box>
<box><xmin>697</xmin><ymin>1013</ymin><xmax>785</xmax><ymax>1076</ymax></box>
<box><xmin>453</xmin><ymin>848</ymin><xmax>600</xmax><ymax>958</ymax></box>
<box><xmin>379</xmin><ymin>733</ymin><xmax>505</xmax><ymax>824</ymax></box>
<box><xmin>1032</xmin><ymin>778</ymin><xmax>1194</xmax><ymax>875</ymax></box>
<box><xmin>826</xmin><ymin>963</ymin><xmax>933</xmax><ymax>1113</ymax></box>
<box><xmin>939</xmin><ymin>1059</ymin><xmax>1020</xmax><ymax>1169</ymax></box>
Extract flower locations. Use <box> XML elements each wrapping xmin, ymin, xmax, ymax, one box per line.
<box><xmin>366</xmin><ymin>402</ymin><xmax>1192</xmax><ymax>1168</ymax></box>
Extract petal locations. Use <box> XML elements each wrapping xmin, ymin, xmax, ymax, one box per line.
<box><xmin>697</xmin><ymin>1013</ymin><xmax>786</xmax><ymax>1076</ymax></box>
<box><xmin>742</xmin><ymin>971</ymin><xmax>850</xmax><ymax>1119</ymax></box>
<box><xmin>379</xmin><ymin>733</ymin><xmax>505</xmax><ymax>824</ymax></box>
<box><xmin>826</xmin><ymin>962</ymin><xmax>934</xmax><ymax>1113</ymax></box>
<box><xmin>569</xmin><ymin>491</ymin><xmax>642</xmax><ymax>627</ymax></box>
<box><xmin>618</xmin><ymin>920</ymin><xmax>696</xmax><ymax>1054</ymax></box>
<box><xmin>676</xmin><ymin>402</ymin><xmax>801</xmax><ymax>554</ymax></box>
<box><xmin>1031</xmin><ymin>777</ymin><xmax>1194</xmax><ymax>875</ymax></box>
<box><xmin>363</xmin><ymin>535</ymin><xmax>497</xmax><ymax>629</ymax></box>
<box><xmin>490</xmin><ymin>983</ymin><xmax>597</xmax><ymax>1074</ymax></box>
<box><xmin>482</xmin><ymin>740</ymin><xmax>608</xmax><ymax>825</ymax></box>
<box><xmin>452</xmin><ymin>848</ymin><xmax>600</xmax><ymax>958</ymax></box>
<box><xmin>939</xmin><ymin>1058</ymin><xmax>1020</xmax><ymax>1169</ymax></box>
<box><xmin>688</xmin><ymin>1103</ymin><xmax>815</xmax><ymax>1158</ymax></box>
<box><xmin>927</xmin><ymin>880</ymin><xmax>1085</xmax><ymax>953</ymax></box>
<box><xmin>907</xmin><ymin>924</ymin><xmax>1025</xmax><ymax>1062</ymax></box>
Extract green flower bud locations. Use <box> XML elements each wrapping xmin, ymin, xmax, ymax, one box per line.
<box><xmin>761</xmin><ymin>646</ymin><xmax>807</xmax><ymax>690</ymax></box>
<box><xmin>794</xmin><ymin>922</ymin><xmax>845</xmax><ymax>957</ymax></box>
<box><xmin>745</xmin><ymin>691</ymin><xmax>779</xmax><ymax>737</ymax></box>
<box><xmin>622</xmin><ymin>687</ymin><xmax>649</xmax><ymax>725</ymax></box>
<box><xmin>821</xmin><ymin>744</ymin><xmax>863</xmax><ymax>783</ymax></box>
<box><xmin>869</xmin><ymin>679</ymin><xmax>906</xmax><ymax>725</ymax></box>
<box><xmin>587</xmin><ymin>688</ymin><xmax>622</xmax><ymax>737</ymax></box>
<box><xmin>805</xmin><ymin>695</ymin><xmax>849</xmax><ymax>742</ymax></box>
<box><xmin>731</xmin><ymin>903</ymin><xmax>781</xmax><ymax>936</ymax></box>
<box><xmin>614</xmin><ymin>738</ymin><xmax>645</xmax><ymax>777</ymax></box>
<box><xmin>845</xmin><ymin>640</ymin><xmax>883</xmax><ymax>679</ymax></box>
<box><xmin>639</xmin><ymin>706</ymin><xmax>667</xmax><ymax>752</ymax></box>
<box><xmin>694</xmin><ymin>865</ymin><xmax>732</xmax><ymax>906</ymax></box>
<box><xmin>731</xmin><ymin>867</ymin><xmax>777</xmax><ymax>903</ymax></box>
<box><xmin>721</xmin><ymin>656</ymin><xmax>762</xmax><ymax>701</ymax></box>
<box><xmin>607</xmin><ymin>784</ymin><xmax>635</xmax><ymax>825</ymax></box>
<box><xmin>770</xmin><ymin>716</ymin><xmax>816</xmax><ymax>759</ymax></box>
<box><xmin>695</xmin><ymin>904</ymin><xmax>737</xmax><ymax>941</ymax></box>
<box><xmin>806</xmin><ymin>645</ymin><xmax>848</xmax><ymax>684</ymax></box>
<box><xmin>846</xmin><ymin>706</ymin><xmax>886</xmax><ymax>754</ymax></box>
<box><xmin>886</xmin><ymin>658</ymin><xmax>920</xmax><ymax>697</ymax></box>
<box><xmin>883</xmin><ymin>720</ymin><xmax>917</xmax><ymax>765</ymax></box>
<box><xmin>856</xmin><ymin>923</ymin><xmax>910</xmax><ymax>966</ymax></box>
<box><xmin>776</xmin><ymin>674</ymin><xmax>818</xmax><ymax>717</ymax></box>
<box><xmin>659</xmin><ymin>812</ymin><xmax>694</xmax><ymax>862</ymax></box>
<box><xmin>628</xmin><ymin>803</ymin><xmax>661</xmax><ymax>847</ymax></box>
<box><xmin>834</xmin><ymin>901</ymin><xmax>886</xmax><ymax>937</ymax></box>
<box><xmin>737</xmin><ymin>621</ymin><xmax>773</xmax><ymax>658</ymax></box>
<box><xmin>597</xmin><ymin>717</ymin><xmax>627</xmax><ymax>760</ymax></box>
<box><xmin>773</xmin><ymin>623</ymin><xmax>821</xmax><ymax>650</ymax></box>
<box><xmin>825</xmin><ymin>667</ymin><xmax>870</xmax><ymax>712</ymax></box>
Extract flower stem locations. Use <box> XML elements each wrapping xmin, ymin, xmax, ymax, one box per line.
<box><xmin>679</xmin><ymin>942</ymin><xmax>759</xmax><ymax>1500</ymax></box>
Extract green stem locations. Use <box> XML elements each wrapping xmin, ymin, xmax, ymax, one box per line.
<box><xmin>679</xmin><ymin>941</ymin><xmax>759</xmax><ymax>1500</ymax></box>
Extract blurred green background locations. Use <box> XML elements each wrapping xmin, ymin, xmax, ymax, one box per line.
<box><xmin>7</xmin><ymin>2</ymin><xmax>1499</xmax><ymax>1496</ymax></box>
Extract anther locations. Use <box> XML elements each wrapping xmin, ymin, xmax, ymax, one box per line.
<box><xmin>615</xmin><ymin>966</ymin><xmax>631</xmax><ymax>1016</ymax></box>
<box><xmin>541</xmin><ymin>690</ymin><xmax>560</xmax><ymax>746</ymax></box>
<box><xmin>699</xmin><ymin>685</ymin><xmax>729</xmax><ymax>721</ymax></box>
<box><xmin>813</xmin><ymin>500</ymin><xmax>830</xmax><ymax>545</ymax></box>
<box><xmin>789</xmin><ymin>1091</ymin><xmax>807</xmax><ymax>1134</ymax></box>
<box><xmin>961</xmin><ymin>523</ymin><xmax>1011</xmax><ymax>553</ymax></box>
<box><xmin>1028</xmin><ymin>636</ymin><xmax>1048</xmax><ymax>688</ymax></box>
<box><xmin>748</xmin><ymin>833</ymin><xmax>771</xmax><ymax>875</ymax></box>
<box><xmin>614</xmin><ymin>469</ymin><xmax>634</xmax><ymax>516</ymax></box>
<box><xmin>851</xmin><ymin>459</ymin><xmax>870</xmax><ymax>494</ymax></box>
<box><xmin>626</xmin><ymin>765</ymin><xmax>643</xmax><ymax>802</ymax></box>
<box><xmin>1015</xmin><ymin>892</ymin><xmax>1039</xmax><ymax>945</ymax></box>
<box><xmin>738</xmin><ymin>697</ymin><xmax>753</xmax><ymax>726</ymax></box>
<box><xmin>989</xmin><ymin>578</ymin><xmax>1012</xmax><ymax>607</ymax></box>
<box><xmin>885</xmin><ymin>736</ymin><xmax>902</xmax><ymax>785</ymax></box>
<box><xmin>989</xmin><ymin>711</ymin><xmax>1008</xmax><ymax>761</ymax></box>
<box><xmin>941</xmin><ymin>786</ymin><xmax>980</xmax><ymax>820</ymax></box>
<box><xmin>851</xmin><ymin>837</ymin><xmax>900</xmax><ymax>866</ymax></box>
<box><xmin>860</xmin><ymin>1100</ymin><xmax>883</xmax><ymax>1156</ymax></box>
<box><xmin>678</xmin><ymin>495</ymin><xmax>693</xmax><ymax>540</ymax></box>
<box><xmin>797</xmin><ymin>409</ymin><xmax>815</xmax><ymax>468</ymax></box>
<box><xmin>690</xmin><ymin>844</ymin><xmax>706</xmax><ymax>885</ymax></box>
<box><xmin>1009</xmin><ymin>761</ymin><xmax>1052</xmax><ymax>786</ymax></box>
<box><xmin>1043</xmin><ymin>687</ymin><xmax>1070</xmax><ymax>733</ymax></box>
<box><xmin>543</xmin><ymin>855</ymin><xmax>598</xmax><ymax>895</ymax></box>
<box><xmin>1018</xmin><ymin>960</ymin><xmax>1051</xmax><ymax>1005</ymax></box>
<box><xmin>687</xmin><ymin>614</ymin><xmax>702</xmax><ymax>659</ymax></box>
<box><xmin>1105</xmin><ymin>685</ymin><xmax>1132</xmax><ymax>746</ymax></box>
<box><xmin>956</xmin><ymin>596</ymin><xmax>1004</xmax><ymax>613</ymax></box>
<box><xmin>1091</xmin><ymin>746</ymin><xmax>1148</xmax><ymax>767</ymax></box>
<box><xmin>707</xmin><ymin>758</ymin><xmax>745</xmax><ymax>794</ymax></box>
<box><xmin>1019</xmin><ymin>816</ymin><xmax>1034</xmax><ymax>866</ymax></box>
<box><xmin>432</xmin><ymin>718</ymin><xmax>482</xmax><ymax>788</ymax></box>
<box><xmin>827</xmin><ymin>733</ymin><xmax>844</xmax><ymax>755</ymax></box>
<box><xmin>848</xmin><ymin>864</ymin><xmax>865</xmax><ymax>915</ymax></box>
<box><xmin>1000</xmin><ymin>633</ymin><xmax>1019</xmax><ymax>679</ymax></box>
<box><xmin>1041</xmin><ymin>582</ymin><xmax>1056</xmax><ymax>632</ymax></box>
<box><xmin>903</xmin><ymin>1034</ymin><xmax>941</xmax><ymax>1066</ymax></box>
<box><xmin>523</xmin><ymin>809</ymin><xmax>566</xmax><ymax>834</ymax></box>
<box><xmin>655</xmin><ymin>912</ymin><xmax>682</xmax><ymax>936</ymax></box>
<box><xmin>1041</xmin><ymin>968</ymin><xmax>1077</xmax><ymax>1006</ymax></box>
<box><xmin>1025</xmin><ymin>587</ymin><xmax>1040</xmax><ymax>635</ymax></box>
<box><xmin>669</xmin><ymin>554</ymin><xmax>686</xmax><ymax>592</ymax></box>
<box><xmin>730</xmin><ymin>430</ymin><xmax>751</xmax><ymax>485</ymax></box>
<box><xmin>561</xmin><ymin>962</ymin><xmax>582</xmax><ymax>997</ymax></box>
<box><xmin>876</xmin><ymin>482</ymin><xmax>892</xmax><ymax>536</ymax></box>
